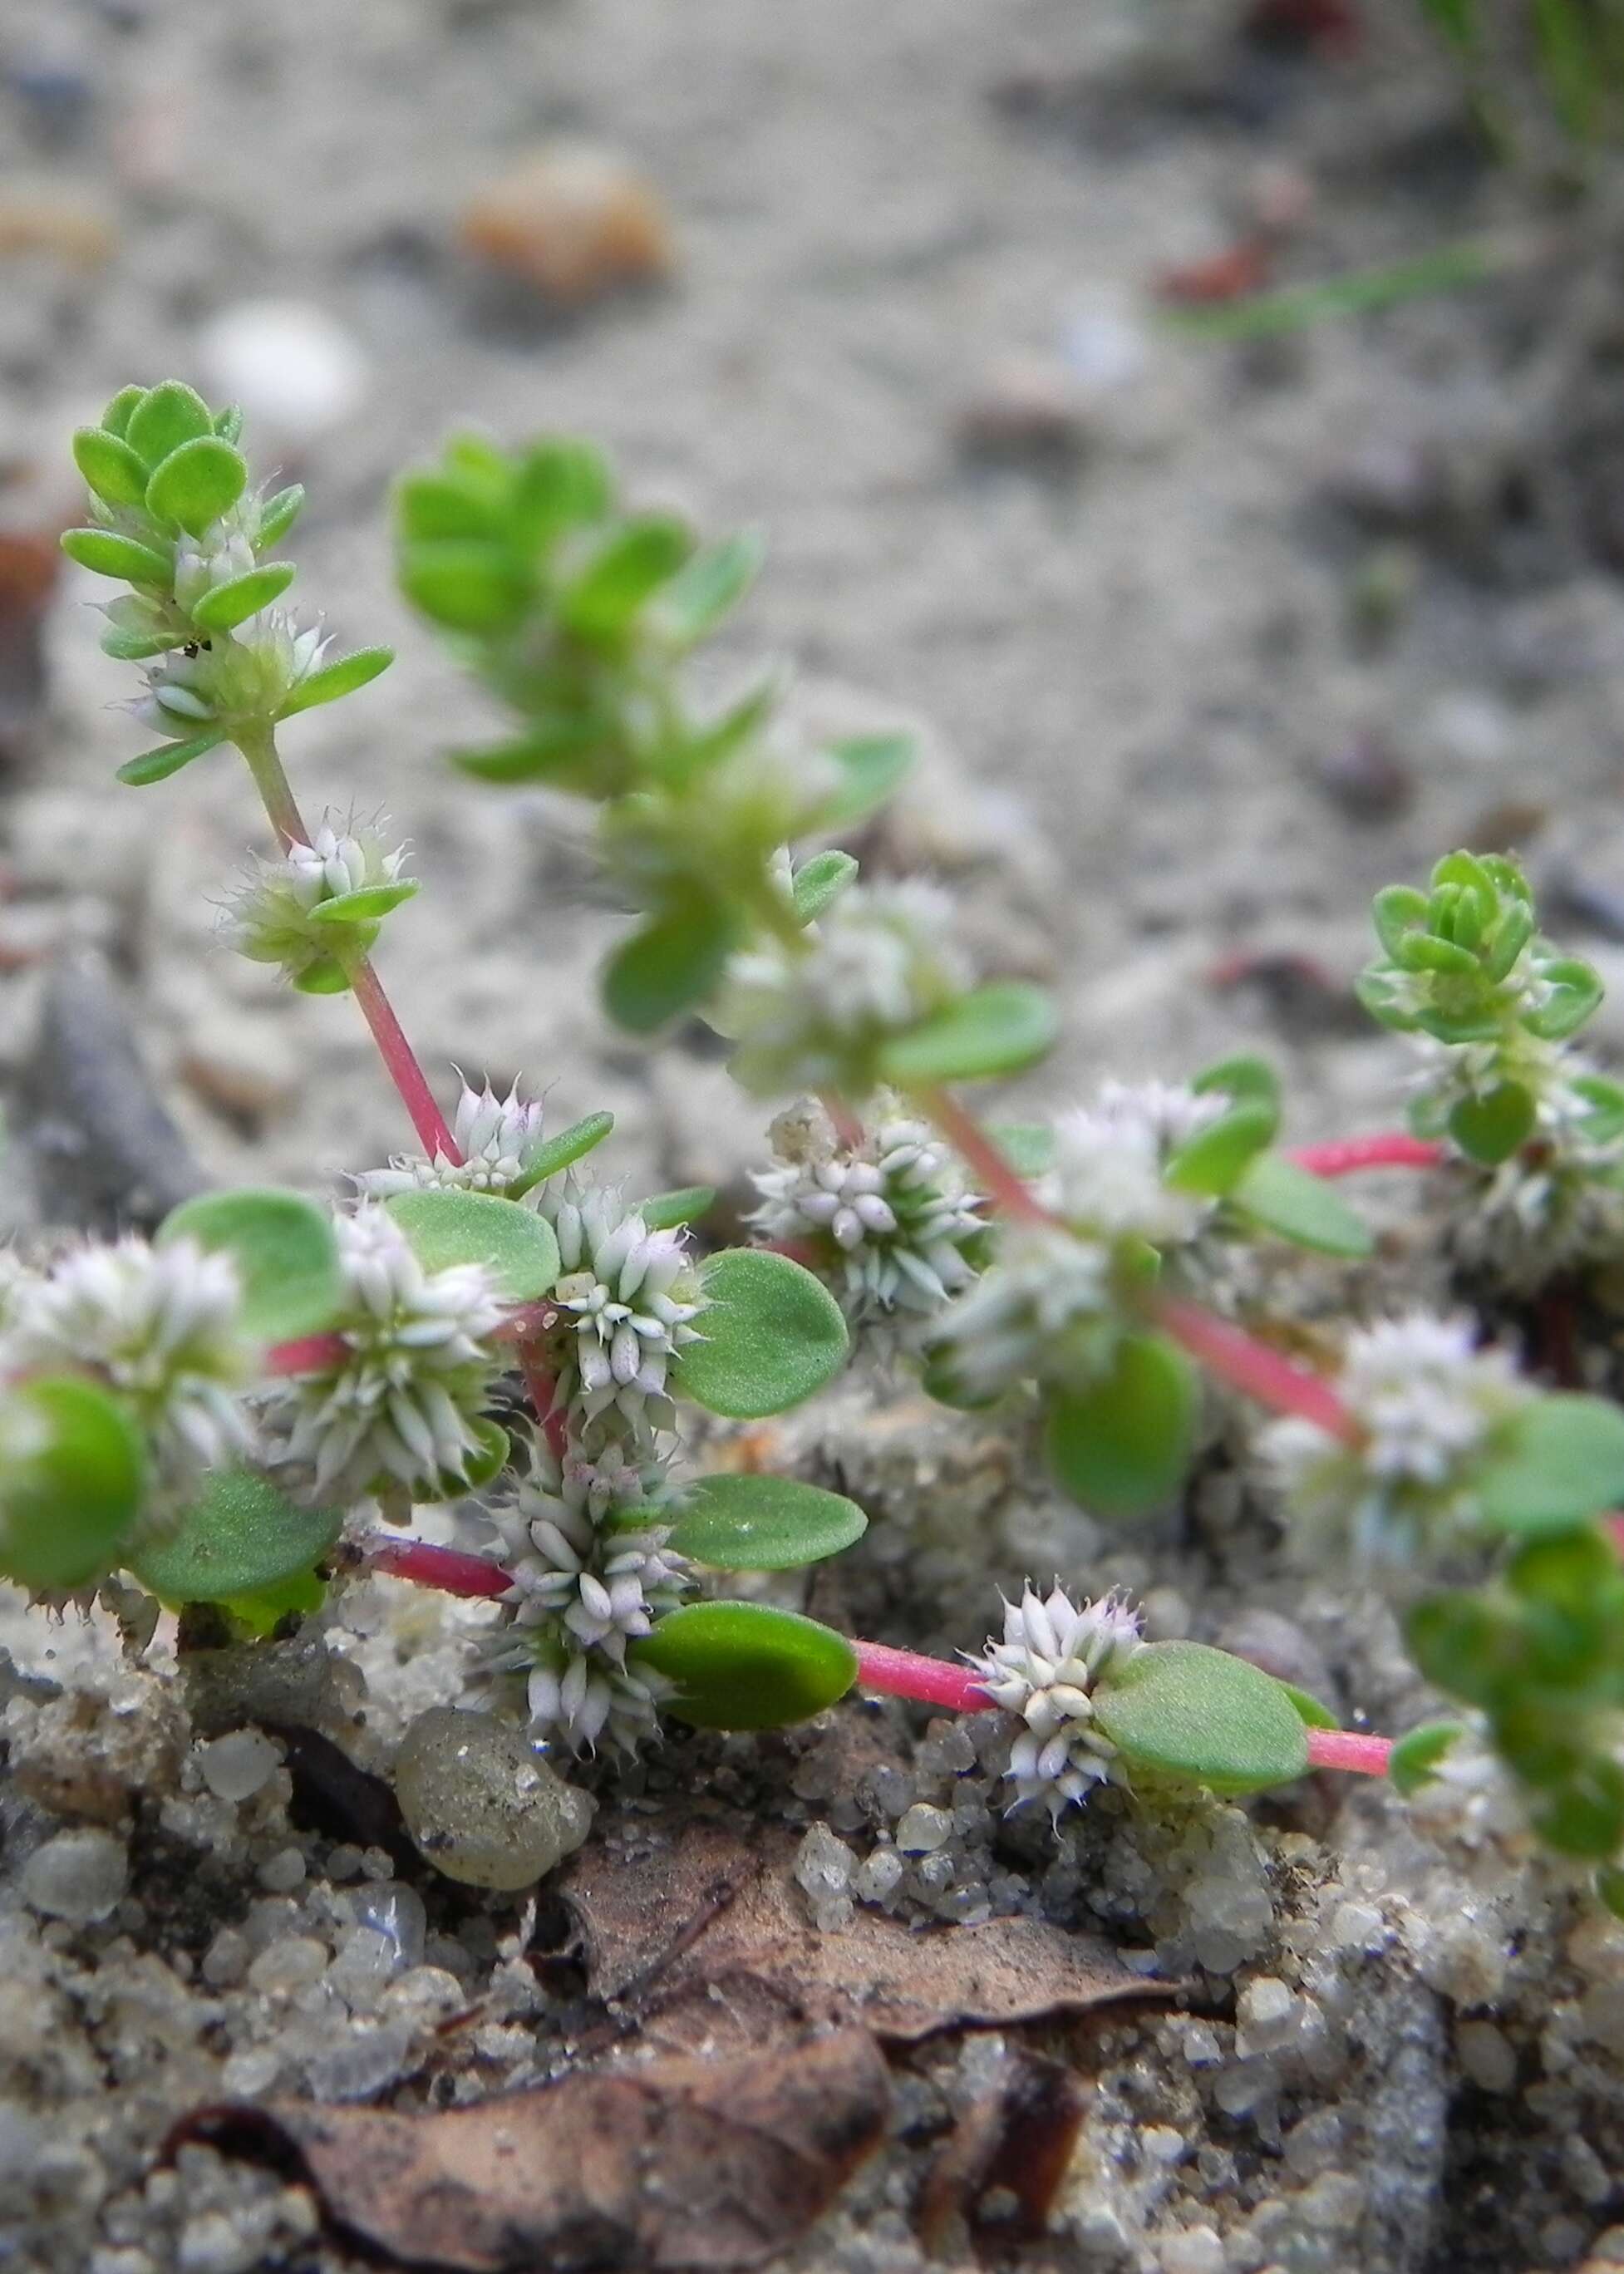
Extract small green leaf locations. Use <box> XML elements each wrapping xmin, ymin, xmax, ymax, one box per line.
<box><xmin>602</xmin><ymin>890</ymin><xmax>738</xmax><ymax>1035</ymax></box>
<box><xmin>72</xmin><ymin>426</ymin><xmax>151</xmax><ymax>509</ymax></box>
<box><xmin>792</xmin><ymin>850</ymin><xmax>859</xmax><ymax>926</ymax></box>
<box><xmin>1279</xmin><ymin>1681</ymin><xmax>1340</xmax><ymax>1730</ymax></box>
<box><xmin>399</xmin><ymin>540</ymin><xmax>528</xmax><ymax>631</ymax></box>
<box><xmin>214</xmin><ymin>404</ymin><xmax>244</xmax><ymax>445</ymax></box>
<box><xmin>396</xmin><ymin>470</ymin><xmax>505</xmax><ymax>544</ymax></box>
<box><xmin>651</xmin><ymin>530</ymin><xmax>764</xmax><ymax>646</ymax></box>
<box><xmin>509</xmin><ymin>438</ymin><xmax>613</xmax><ymax>548</ymax></box>
<box><xmin>560</xmin><ymin>514</ymin><xmax>695</xmax><ymax>643</ymax></box>
<box><xmin>667</xmin><ymin>1474</ymin><xmax>868</xmax><ymax>1570</ymax></box>
<box><xmin>991</xmin><ymin>1123</ymin><xmax>1055</xmax><ymax>1177</ymax></box>
<box><xmin>1476</xmin><ymin>1395</ymin><xmax>1624</xmax><ymax>1534</ymax></box>
<box><xmin>256</xmin><ymin>485</ymin><xmax>305</xmax><ymax>549</ymax></box>
<box><xmin>1164</xmin><ymin>1101</ymin><xmax>1277</xmax><ymax>1198</ymax></box>
<box><xmin>675</xmin><ymin>1248</ymin><xmax>849</xmax><ymax>1419</ymax></box>
<box><xmin>386</xmin><ymin>1189</ymin><xmax>560</xmax><ymax>1302</ymax></box>
<box><xmin>818</xmin><ymin>733</ymin><xmax>916</xmax><ymax>827</ymax></box>
<box><xmin>278</xmin><ymin>647</ymin><xmax>394</xmax><ymax>719</ymax></box>
<box><xmin>633</xmin><ymin>1602</ymin><xmax>857</xmax><ymax>1730</ymax></box>
<box><xmin>307</xmin><ymin>882</ymin><xmax>420</xmax><ymax>926</ymax></box>
<box><xmin>1091</xmin><ymin>1640</ymin><xmax>1311</xmax><ymax>1794</ymax></box>
<box><xmin>0</xmin><ymin>1377</ymin><xmax>148</xmax><ymax>1592</ymax></box>
<box><xmin>1191</xmin><ymin>1054</ymin><xmax>1282</xmax><ymax>1120</ymax></box>
<box><xmin>116</xmin><ymin>731</ymin><xmax>225</xmax><ymax>786</ymax></box>
<box><xmin>640</xmin><ymin>1186</ymin><xmax>716</xmax><ymax>1232</ymax></box>
<box><xmin>219</xmin><ymin>1565</ymin><xmax>327</xmax><ymax>1637</ymax></box>
<box><xmin>101</xmin><ymin>385</ymin><xmax>145</xmax><ymax>439</ymax></box>
<box><xmin>145</xmin><ymin>436</ymin><xmax>248</xmax><ymax>536</ymax></box>
<box><xmin>292</xmin><ymin>957</ymin><xmax>353</xmax><ymax>995</ymax></box>
<box><xmin>101</xmin><ymin>626</ymin><xmax>175</xmax><ymax>662</ymax></box>
<box><xmin>1388</xmin><ymin>1720</ymin><xmax>1465</xmax><ymax>1797</ymax></box>
<box><xmin>450</xmin><ymin>715</ymin><xmax>613</xmax><ymax>789</ymax></box>
<box><xmin>507</xmin><ymin>1112</ymin><xmax>616</xmax><ymax>1199</ymax></box>
<box><xmin>157</xmin><ymin>1188</ymin><xmax>343</xmax><ymax>1342</ymax></box>
<box><xmin>1524</xmin><ymin>958</ymin><xmax>1602</xmax><ymax>1042</ymax></box>
<box><xmin>130</xmin><ymin>1469</ymin><xmax>344</xmax><ymax>1604</ymax></box>
<box><xmin>1229</xmin><ymin>1153</ymin><xmax>1375</xmax><ymax>1259</ymax></box>
<box><xmin>61</xmin><ymin>528</ymin><xmax>173</xmax><ymax>586</ymax></box>
<box><xmin>1044</xmin><ymin>1334</ymin><xmax>1198</xmax><ymax>1518</ymax></box>
<box><xmin>125</xmin><ymin>381</ymin><xmax>214</xmax><ymax>469</ymax></box>
<box><xmin>191</xmin><ymin>563</ymin><xmax>297</xmax><ymax>632</ymax></box>
<box><xmin>878</xmin><ymin>982</ymin><xmax>1058</xmax><ymax>1085</ymax></box>
<box><xmin>1448</xmin><ymin>1082</ymin><xmax>1536</xmax><ymax>1166</ymax></box>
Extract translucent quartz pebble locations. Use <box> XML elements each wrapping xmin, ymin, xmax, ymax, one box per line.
<box><xmin>20</xmin><ymin>1829</ymin><xmax>127</xmax><ymax>1923</ymax></box>
<box><xmin>394</xmin><ymin>1709</ymin><xmax>594</xmax><ymax>1892</ymax></box>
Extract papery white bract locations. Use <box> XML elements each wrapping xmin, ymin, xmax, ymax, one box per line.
<box><xmin>972</xmin><ymin>1583</ymin><xmax>1143</xmax><ymax>1820</ymax></box>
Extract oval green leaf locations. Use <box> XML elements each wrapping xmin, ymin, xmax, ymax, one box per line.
<box><xmin>792</xmin><ymin>849</ymin><xmax>859</xmax><ymax>926</ymax></box>
<box><xmin>667</xmin><ymin>1474</ymin><xmax>868</xmax><ymax>1571</ymax></box>
<box><xmin>116</xmin><ymin>730</ymin><xmax>225</xmax><ymax>787</ymax></box>
<box><xmin>158</xmin><ymin>1187</ymin><xmax>343</xmax><ymax>1342</ymax></box>
<box><xmin>1388</xmin><ymin>1720</ymin><xmax>1465</xmax><ymax>1797</ymax></box>
<box><xmin>640</xmin><ymin>1186</ymin><xmax>716</xmax><ymax>1233</ymax></box>
<box><xmin>1091</xmin><ymin>1641</ymin><xmax>1311</xmax><ymax>1794</ymax></box>
<box><xmin>1229</xmin><ymin>1152</ymin><xmax>1374</xmax><ymax>1259</ymax></box>
<box><xmin>1447</xmin><ymin>1082</ymin><xmax>1536</xmax><ymax>1167</ymax></box>
<box><xmin>603</xmin><ymin>890</ymin><xmax>738</xmax><ymax>1036</ymax></box>
<box><xmin>399</xmin><ymin>540</ymin><xmax>528</xmax><ymax>632</ymax></box>
<box><xmin>191</xmin><ymin>562</ymin><xmax>297</xmax><ymax>632</ymax></box>
<box><xmin>674</xmin><ymin>1248</ymin><xmax>849</xmax><ymax>1419</ymax></box>
<box><xmin>1475</xmin><ymin>1394</ymin><xmax>1624</xmax><ymax>1534</ymax></box>
<box><xmin>125</xmin><ymin>381</ymin><xmax>214</xmax><ymax>469</ymax></box>
<box><xmin>1044</xmin><ymin>1333</ymin><xmax>1198</xmax><ymax>1518</ymax></box>
<box><xmin>817</xmin><ymin>733</ymin><xmax>916</xmax><ymax>828</ymax></box>
<box><xmin>634</xmin><ymin>1602</ymin><xmax>858</xmax><ymax>1730</ymax></box>
<box><xmin>386</xmin><ymin>1189</ymin><xmax>560</xmax><ymax>1302</ymax></box>
<box><xmin>145</xmin><ymin>436</ymin><xmax>247</xmax><ymax>537</ymax></box>
<box><xmin>278</xmin><ymin>646</ymin><xmax>394</xmax><ymax>720</ymax></box>
<box><xmin>508</xmin><ymin>1112</ymin><xmax>616</xmax><ymax>1200</ymax></box>
<box><xmin>560</xmin><ymin>515</ymin><xmax>695</xmax><ymax>643</ymax></box>
<box><xmin>878</xmin><ymin>981</ymin><xmax>1058</xmax><ymax>1085</ymax></box>
<box><xmin>72</xmin><ymin>426</ymin><xmax>151</xmax><ymax>509</ymax></box>
<box><xmin>256</xmin><ymin>484</ymin><xmax>305</xmax><ymax>549</ymax></box>
<box><xmin>130</xmin><ymin>1469</ymin><xmax>344</xmax><ymax>1604</ymax></box>
<box><xmin>651</xmin><ymin>529</ymin><xmax>764</xmax><ymax>647</ymax></box>
<box><xmin>0</xmin><ymin>1376</ymin><xmax>148</xmax><ymax>1592</ymax></box>
<box><xmin>1164</xmin><ymin>1101</ymin><xmax>1277</xmax><ymax>1198</ymax></box>
<box><xmin>308</xmin><ymin>882</ymin><xmax>420</xmax><ymax>926</ymax></box>
<box><xmin>61</xmin><ymin>528</ymin><xmax>173</xmax><ymax>586</ymax></box>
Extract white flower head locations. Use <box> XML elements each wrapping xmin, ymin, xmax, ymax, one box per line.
<box><xmin>930</xmin><ymin>1223</ymin><xmax>1116</xmax><ymax>1402</ymax></box>
<box><xmin>172</xmin><ymin>514</ymin><xmax>257</xmax><ymax>616</ymax></box>
<box><xmin>222</xmin><ymin>812</ymin><xmax>413</xmax><ymax>987</ymax></box>
<box><xmin>1047</xmin><ymin>1079</ymin><xmax>1224</xmax><ymax>1249</ymax></box>
<box><xmin>749</xmin><ymin>1096</ymin><xmax>983</xmax><ymax>1336</ymax></box>
<box><xmin>268</xmin><ymin>1203</ymin><xmax>505</xmax><ymax>1502</ymax></box>
<box><xmin>357</xmin><ymin>1075</ymin><xmax>545</xmax><ymax>1203</ymax></box>
<box><xmin>2</xmin><ymin>1236</ymin><xmax>253</xmax><ymax>1520</ymax></box>
<box><xmin>1263</xmin><ymin>1312</ymin><xmax>1531</xmax><ymax>1568</ymax></box>
<box><xmin>972</xmin><ymin>1584</ymin><xmax>1143</xmax><ymax>1820</ymax></box>
<box><xmin>716</xmin><ymin>880</ymin><xmax>972</xmax><ymax>1096</ymax></box>
<box><xmin>537</xmin><ymin>1179</ymin><xmax>705</xmax><ymax>1439</ymax></box>
<box><xmin>133</xmin><ymin>606</ymin><xmax>328</xmax><ymax>740</ymax></box>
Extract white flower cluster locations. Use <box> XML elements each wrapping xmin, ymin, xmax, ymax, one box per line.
<box><xmin>748</xmin><ymin>1097</ymin><xmax>982</xmax><ymax>1337</ymax></box>
<box><xmin>268</xmin><ymin>1204</ymin><xmax>506</xmax><ymax>1502</ymax></box>
<box><xmin>224</xmin><ymin>814</ymin><xmax>413</xmax><ymax>988</ymax></box>
<box><xmin>972</xmin><ymin>1584</ymin><xmax>1143</xmax><ymax>1820</ymax></box>
<box><xmin>480</xmin><ymin>1438</ymin><xmax>692</xmax><ymax>1755</ymax></box>
<box><xmin>1432</xmin><ymin>1044</ymin><xmax>1624</xmax><ymax>1287</ymax></box>
<box><xmin>539</xmin><ymin>1179</ymin><xmax>705</xmax><ymax>1440</ymax></box>
<box><xmin>1</xmin><ymin>1236</ymin><xmax>253</xmax><ymax>1523</ymax></box>
<box><xmin>1262</xmin><ymin>1312</ymin><xmax>1530</xmax><ymax>1568</ymax></box>
<box><xmin>929</xmin><ymin>1223</ymin><xmax>1116</xmax><ymax>1402</ymax></box>
<box><xmin>358</xmin><ymin>1077</ymin><xmax>546</xmax><ymax>1203</ymax></box>
<box><xmin>135</xmin><ymin>608</ymin><xmax>328</xmax><ymax>740</ymax></box>
<box><xmin>1048</xmin><ymin>1080</ymin><xmax>1224</xmax><ymax>1249</ymax></box>
<box><xmin>716</xmin><ymin>880</ymin><xmax>972</xmax><ymax>1095</ymax></box>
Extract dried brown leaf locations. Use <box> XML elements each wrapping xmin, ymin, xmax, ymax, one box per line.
<box><xmin>916</xmin><ymin>2048</ymin><xmax>1087</xmax><ymax>2253</ymax></box>
<box><xmin>177</xmin><ymin>2030</ymin><xmax>888</xmax><ymax>2273</ymax></box>
<box><xmin>548</xmin><ymin>1806</ymin><xmax>1173</xmax><ymax>2057</ymax></box>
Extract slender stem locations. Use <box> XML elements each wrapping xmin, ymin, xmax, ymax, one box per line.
<box><xmin>1289</xmin><ymin>1134</ymin><xmax>1445</xmax><ymax>1178</ymax></box>
<box><xmin>910</xmin><ymin>1084</ymin><xmax>1059</xmax><ymax>1227</ymax></box>
<box><xmin>361</xmin><ymin>1533</ymin><xmax>512</xmax><ymax>1600</ymax></box>
<box><xmin>231</xmin><ymin>721</ymin><xmax>460</xmax><ymax>1165</ymax></box>
<box><xmin>853</xmin><ymin>1638</ymin><xmax>992</xmax><ymax>1713</ymax></box>
<box><xmin>519</xmin><ymin>1341</ymin><xmax>569</xmax><ymax>1464</ymax></box>
<box><xmin>1156</xmin><ymin>1295</ymin><xmax>1360</xmax><ymax>1442</ymax></box>
<box><xmin>1305</xmin><ymin>1727</ymin><xmax>1392</xmax><ymax>1778</ymax></box>
<box><xmin>265</xmin><ymin>1331</ymin><xmax>350</xmax><ymax>1376</ymax></box>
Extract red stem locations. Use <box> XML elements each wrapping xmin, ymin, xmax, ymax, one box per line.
<box><xmin>1306</xmin><ymin>1727</ymin><xmax>1392</xmax><ymax>1777</ymax></box>
<box><xmin>911</xmin><ymin>1085</ymin><xmax>1059</xmax><ymax>1228</ymax></box>
<box><xmin>266</xmin><ymin>1331</ymin><xmax>350</xmax><ymax>1376</ymax></box>
<box><xmin>853</xmin><ymin>1639</ymin><xmax>992</xmax><ymax>1712</ymax></box>
<box><xmin>1289</xmin><ymin>1134</ymin><xmax>1444</xmax><ymax>1178</ymax></box>
<box><xmin>1156</xmin><ymin>1295</ymin><xmax>1360</xmax><ymax>1441</ymax></box>
<box><xmin>347</xmin><ymin>957</ymin><xmax>461</xmax><ymax>1165</ymax></box>
<box><xmin>361</xmin><ymin>1533</ymin><xmax>512</xmax><ymax>1599</ymax></box>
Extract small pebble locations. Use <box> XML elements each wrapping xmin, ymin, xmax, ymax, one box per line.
<box><xmin>395</xmin><ymin>1707</ymin><xmax>594</xmax><ymax>1891</ymax></box>
<box><xmin>198</xmin><ymin>1730</ymin><xmax>280</xmax><ymax>1804</ymax></box>
<box><xmin>196</xmin><ymin>299</ymin><xmax>368</xmax><ymax>449</ymax></box>
<box><xmin>1312</xmin><ymin>731</ymin><xmax>1413</xmax><ymax>824</ymax></box>
<box><xmin>246</xmin><ymin>1937</ymin><xmax>327</xmax><ymax>1995</ymax></box>
<box><xmin>460</xmin><ymin>141</ymin><xmax>675</xmax><ymax>305</ymax></box>
<box><xmin>257</xmin><ymin>1846</ymin><xmax>307</xmax><ymax>1894</ymax></box>
<box><xmin>21</xmin><ymin>1829</ymin><xmax>127</xmax><ymax>1925</ymax></box>
<box><xmin>1159</xmin><ymin>2227</ymin><xmax>1224</xmax><ymax>2274</ymax></box>
<box><xmin>895</xmin><ymin>1804</ymin><xmax>952</xmax><ymax>1853</ymax></box>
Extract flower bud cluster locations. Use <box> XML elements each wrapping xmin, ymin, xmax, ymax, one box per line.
<box><xmin>1262</xmin><ymin>1313</ymin><xmax>1531</xmax><ymax>1570</ymax></box>
<box><xmin>223</xmin><ymin>815</ymin><xmax>416</xmax><ymax>992</ymax></box>
<box><xmin>972</xmin><ymin>1584</ymin><xmax>1143</xmax><ymax>1820</ymax></box>
<box><xmin>358</xmin><ymin>1077</ymin><xmax>546</xmax><ymax>1202</ymax></box>
<box><xmin>536</xmin><ymin>1178</ymin><xmax>706</xmax><ymax>1441</ymax></box>
<box><xmin>748</xmin><ymin>1095</ymin><xmax>982</xmax><ymax>1341</ymax></box>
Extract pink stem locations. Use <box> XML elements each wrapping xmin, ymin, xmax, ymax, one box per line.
<box><xmin>1306</xmin><ymin>1726</ymin><xmax>1392</xmax><ymax>1777</ymax></box>
<box><xmin>361</xmin><ymin>1533</ymin><xmax>513</xmax><ymax>1600</ymax></box>
<box><xmin>347</xmin><ymin>955</ymin><xmax>460</xmax><ymax>1165</ymax></box>
<box><xmin>911</xmin><ymin>1084</ymin><xmax>1060</xmax><ymax>1228</ymax></box>
<box><xmin>852</xmin><ymin>1638</ymin><xmax>992</xmax><ymax>1713</ymax></box>
<box><xmin>265</xmin><ymin>1331</ymin><xmax>350</xmax><ymax>1376</ymax></box>
<box><xmin>1157</xmin><ymin>1295</ymin><xmax>1360</xmax><ymax>1441</ymax></box>
<box><xmin>1289</xmin><ymin>1134</ymin><xmax>1445</xmax><ymax>1178</ymax></box>
<box><xmin>519</xmin><ymin>1344</ymin><xmax>570</xmax><ymax>1463</ymax></box>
